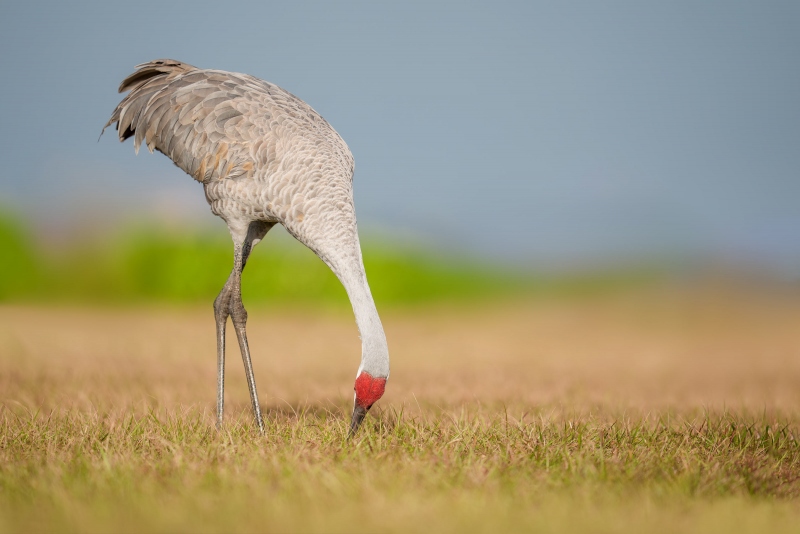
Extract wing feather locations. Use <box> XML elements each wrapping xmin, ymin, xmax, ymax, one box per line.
<box><xmin>104</xmin><ymin>58</ymin><xmax>353</xmax><ymax>184</ymax></box>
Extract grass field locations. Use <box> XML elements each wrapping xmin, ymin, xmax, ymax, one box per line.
<box><xmin>2</xmin><ymin>288</ymin><xmax>800</xmax><ymax>533</ymax></box>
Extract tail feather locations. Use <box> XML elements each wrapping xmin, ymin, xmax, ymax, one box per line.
<box><xmin>118</xmin><ymin>59</ymin><xmax>196</xmax><ymax>93</ymax></box>
<box><xmin>102</xmin><ymin>59</ymin><xmax>197</xmax><ymax>149</ymax></box>
<box><xmin>103</xmin><ymin>58</ymin><xmax>259</xmax><ymax>183</ymax></box>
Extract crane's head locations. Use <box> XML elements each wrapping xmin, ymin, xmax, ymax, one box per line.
<box><xmin>349</xmin><ymin>371</ymin><xmax>387</xmax><ymax>436</ymax></box>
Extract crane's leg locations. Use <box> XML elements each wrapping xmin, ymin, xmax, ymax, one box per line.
<box><xmin>214</xmin><ymin>221</ymin><xmax>272</xmax><ymax>433</ymax></box>
<box><xmin>230</xmin><ymin>243</ymin><xmax>264</xmax><ymax>434</ymax></box>
<box><xmin>213</xmin><ymin>269</ymin><xmax>236</xmax><ymax>430</ymax></box>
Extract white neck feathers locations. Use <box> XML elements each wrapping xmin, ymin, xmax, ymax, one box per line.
<box><xmin>329</xmin><ymin>246</ymin><xmax>389</xmax><ymax>379</ymax></box>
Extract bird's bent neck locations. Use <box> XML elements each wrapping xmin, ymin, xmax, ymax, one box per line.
<box><xmin>331</xmin><ymin>247</ymin><xmax>389</xmax><ymax>379</ymax></box>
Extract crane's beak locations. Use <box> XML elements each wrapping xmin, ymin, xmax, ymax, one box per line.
<box><xmin>349</xmin><ymin>404</ymin><xmax>369</xmax><ymax>437</ymax></box>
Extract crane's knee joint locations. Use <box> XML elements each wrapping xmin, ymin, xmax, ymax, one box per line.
<box><xmin>230</xmin><ymin>301</ymin><xmax>248</xmax><ymax>326</ymax></box>
<box><xmin>213</xmin><ymin>294</ymin><xmax>229</xmax><ymax>321</ymax></box>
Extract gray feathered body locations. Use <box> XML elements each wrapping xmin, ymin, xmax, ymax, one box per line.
<box><xmin>105</xmin><ymin>60</ymin><xmax>389</xmax><ymax>381</ymax></box>
<box><xmin>105</xmin><ymin>59</ymin><xmax>358</xmax><ymax>272</ymax></box>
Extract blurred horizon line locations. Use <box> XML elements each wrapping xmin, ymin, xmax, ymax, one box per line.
<box><xmin>1</xmin><ymin>201</ymin><xmax>799</xmax><ymax>281</ymax></box>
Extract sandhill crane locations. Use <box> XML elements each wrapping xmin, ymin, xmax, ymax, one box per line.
<box><xmin>103</xmin><ymin>59</ymin><xmax>389</xmax><ymax>436</ymax></box>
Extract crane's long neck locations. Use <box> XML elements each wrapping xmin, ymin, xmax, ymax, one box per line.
<box><xmin>329</xmin><ymin>244</ymin><xmax>389</xmax><ymax>379</ymax></box>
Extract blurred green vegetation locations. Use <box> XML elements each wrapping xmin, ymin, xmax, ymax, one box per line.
<box><xmin>0</xmin><ymin>212</ymin><xmax>655</xmax><ymax>307</ymax></box>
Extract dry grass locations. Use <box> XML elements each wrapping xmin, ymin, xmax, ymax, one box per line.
<box><xmin>2</xmin><ymin>287</ymin><xmax>800</xmax><ymax>532</ymax></box>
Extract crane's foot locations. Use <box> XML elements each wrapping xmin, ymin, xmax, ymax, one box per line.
<box><xmin>254</xmin><ymin>410</ymin><xmax>265</xmax><ymax>435</ymax></box>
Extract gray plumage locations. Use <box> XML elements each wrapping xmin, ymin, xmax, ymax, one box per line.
<box><xmin>104</xmin><ymin>59</ymin><xmax>389</xmax><ymax>435</ymax></box>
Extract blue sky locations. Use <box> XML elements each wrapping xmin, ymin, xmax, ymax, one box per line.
<box><xmin>1</xmin><ymin>1</ymin><xmax>798</xmax><ymax>271</ymax></box>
